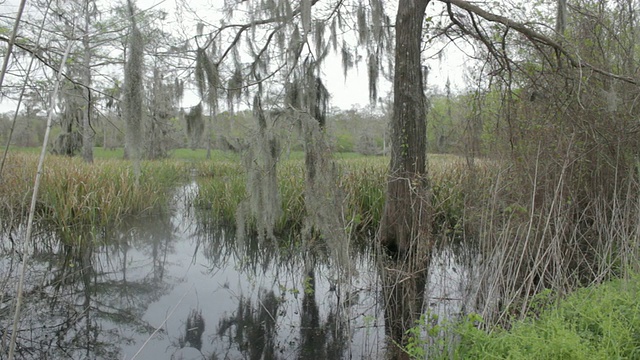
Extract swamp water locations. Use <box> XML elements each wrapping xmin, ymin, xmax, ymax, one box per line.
<box><xmin>0</xmin><ymin>182</ymin><xmax>474</xmax><ymax>359</ymax></box>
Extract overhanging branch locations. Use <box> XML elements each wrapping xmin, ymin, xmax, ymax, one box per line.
<box><xmin>0</xmin><ymin>35</ymin><xmax>121</xmax><ymax>107</ymax></box>
<box><xmin>214</xmin><ymin>0</ymin><xmax>322</xmax><ymax>66</ymax></box>
<box><xmin>441</xmin><ymin>0</ymin><xmax>639</xmax><ymax>85</ymax></box>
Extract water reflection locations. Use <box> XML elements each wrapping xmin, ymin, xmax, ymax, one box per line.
<box><xmin>298</xmin><ymin>269</ymin><xmax>348</xmax><ymax>359</ymax></box>
<box><xmin>0</xmin><ymin>182</ymin><xmax>475</xmax><ymax>359</ymax></box>
<box><xmin>0</xmin><ymin>225</ymin><xmax>167</xmax><ymax>359</ymax></box>
<box><xmin>0</xmin><ymin>183</ymin><xmax>386</xmax><ymax>359</ymax></box>
<box><xmin>217</xmin><ymin>289</ymin><xmax>280</xmax><ymax>359</ymax></box>
<box><xmin>180</xmin><ymin>309</ymin><xmax>205</xmax><ymax>350</ymax></box>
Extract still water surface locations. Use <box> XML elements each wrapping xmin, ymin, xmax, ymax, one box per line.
<box><xmin>0</xmin><ymin>182</ymin><xmax>471</xmax><ymax>359</ymax></box>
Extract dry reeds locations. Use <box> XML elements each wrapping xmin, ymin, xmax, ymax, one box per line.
<box><xmin>461</xmin><ymin>146</ymin><xmax>640</xmax><ymax>328</ymax></box>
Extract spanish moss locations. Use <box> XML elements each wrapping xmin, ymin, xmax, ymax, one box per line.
<box><xmin>185</xmin><ymin>103</ymin><xmax>204</xmax><ymax>150</ymax></box>
<box><xmin>123</xmin><ymin>0</ymin><xmax>144</xmax><ymax>181</ymax></box>
<box><xmin>227</xmin><ymin>67</ymin><xmax>243</xmax><ymax>114</ymax></box>
<box><xmin>288</xmin><ymin>63</ymin><xmax>351</xmax><ymax>275</ymax></box>
<box><xmin>236</xmin><ymin>95</ymin><xmax>281</xmax><ymax>243</ymax></box>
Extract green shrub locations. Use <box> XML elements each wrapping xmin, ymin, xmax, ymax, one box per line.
<box><xmin>434</xmin><ymin>276</ymin><xmax>640</xmax><ymax>359</ymax></box>
<box><xmin>335</xmin><ymin>132</ymin><xmax>354</xmax><ymax>152</ymax></box>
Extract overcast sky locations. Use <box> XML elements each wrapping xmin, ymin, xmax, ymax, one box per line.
<box><xmin>139</xmin><ymin>0</ymin><xmax>470</xmax><ymax>110</ymax></box>
<box><xmin>0</xmin><ymin>0</ymin><xmax>470</xmax><ymax>114</ymax></box>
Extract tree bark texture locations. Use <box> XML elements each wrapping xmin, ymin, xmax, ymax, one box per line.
<box><xmin>380</xmin><ymin>0</ymin><xmax>430</xmax><ymax>255</ymax></box>
<box><xmin>378</xmin><ymin>1</ymin><xmax>432</xmax><ymax>358</ymax></box>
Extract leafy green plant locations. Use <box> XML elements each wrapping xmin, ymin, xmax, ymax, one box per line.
<box><xmin>402</xmin><ymin>313</ymin><xmax>433</xmax><ymax>359</ymax></box>
<box><xmin>452</xmin><ymin>276</ymin><xmax>640</xmax><ymax>359</ymax></box>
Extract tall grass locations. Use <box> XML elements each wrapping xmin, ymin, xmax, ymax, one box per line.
<box><xmin>193</xmin><ymin>154</ymin><xmax>476</xmax><ymax>238</ymax></box>
<box><xmin>0</xmin><ymin>153</ymin><xmax>187</xmax><ymax>234</ymax></box>
<box><xmin>462</xmin><ymin>152</ymin><xmax>640</xmax><ymax>330</ymax></box>
<box><xmin>192</xmin><ymin>160</ymin><xmax>246</xmax><ymax>220</ymax></box>
<box><xmin>390</xmin><ymin>151</ymin><xmax>640</xmax><ymax>358</ymax></box>
<box><xmin>340</xmin><ymin>158</ymin><xmax>386</xmax><ymax>232</ymax></box>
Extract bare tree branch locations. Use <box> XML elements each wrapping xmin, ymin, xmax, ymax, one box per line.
<box><xmin>442</xmin><ymin>0</ymin><xmax>639</xmax><ymax>85</ymax></box>
<box><xmin>212</xmin><ymin>0</ymin><xmax>321</xmax><ymax>65</ymax></box>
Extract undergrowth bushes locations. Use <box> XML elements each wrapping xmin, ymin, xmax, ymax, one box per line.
<box><xmin>417</xmin><ymin>274</ymin><xmax>640</xmax><ymax>359</ymax></box>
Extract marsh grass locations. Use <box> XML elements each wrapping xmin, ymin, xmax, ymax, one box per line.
<box><xmin>1</xmin><ymin>153</ymin><xmax>187</xmax><ymax>236</ymax></box>
<box><xmin>193</xmin><ymin>154</ymin><xmax>478</xmax><ymax>239</ymax></box>
<box><xmin>192</xmin><ymin>160</ymin><xmax>245</xmax><ymax>220</ymax></box>
<box><xmin>340</xmin><ymin>158</ymin><xmax>386</xmax><ymax>232</ymax></box>
<box><xmin>193</xmin><ymin>159</ymin><xmax>306</xmax><ymax>232</ymax></box>
<box><xmin>6</xmin><ymin>150</ymin><xmax>433</xmax><ymax>239</ymax></box>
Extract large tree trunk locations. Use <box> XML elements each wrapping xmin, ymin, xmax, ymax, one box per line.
<box><xmin>378</xmin><ymin>1</ymin><xmax>431</xmax><ymax>358</ymax></box>
<box><xmin>380</xmin><ymin>0</ymin><xmax>430</xmax><ymax>255</ymax></box>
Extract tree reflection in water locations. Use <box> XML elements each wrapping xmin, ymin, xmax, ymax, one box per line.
<box><xmin>213</xmin><ymin>275</ymin><xmax>349</xmax><ymax>360</ymax></box>
<box><xmin>0</xmin><ymin>183</ymin><xmax>392</xmax><ymax>359</ymax></box>
<box><xmin>217</xmin><ymin>290</ymin><xmax>280</xmax><ymax>359</ymax></box>
<box><xmin>0</xmin><ymin>209</ymin><xmax>177</xmax><ymax>359</ymax></box>
<box><xmin>180</xmin><ymin>309</ymin><xmax>206</xmax><ymax>350</ymax></box>
<box><xmin>298</xmin><ymin>269</ymin><xmax>348</xmax><ymax>359</ymax></box>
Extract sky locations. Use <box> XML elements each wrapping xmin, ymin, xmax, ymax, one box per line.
<box><xmin>0</xmin><ymin>0</ymin><xmax>470</xmax><ymax>114</ymax></box>
<box><xmin>143</xmin><ymin>0</ymin><xmax>470</xmax><ymax>110</ymax></box>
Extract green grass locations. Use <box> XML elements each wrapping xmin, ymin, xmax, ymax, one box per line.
<box><xmin>72</xmin><ymin>147</ymin><xmax>234</xmax><ymax>161</ymax></box>
<box><xmin>168</xmin><ymin>148</ymin><xmax>242</xmax><ymax>161</ymax></box>
<box><xmin>6</xmin><ymin>146</ymin><xmax>41</xmax><ymax>154</ymax></box>
<box><xmin>420</xmin><ymin>276</ymin><xmax>640</xmax><ymax>359</ymax></box>
<box><xmin>6</xmin><ymin>146</ymin><xmax>370</xmax><ymax>162</ymax></box>
<box><xmin>92</xmin><ymin>147</ymin><xmax>125</xmax><ymax>159</ymax></box>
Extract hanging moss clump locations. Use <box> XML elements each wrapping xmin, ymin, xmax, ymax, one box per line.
<box><xmin>236</xmin><ymin>95</ymin><xmax>281</xmax><ymax>243</ymax></box>
<box><xmin>287</xmin><ymin>62</ymin><xmax>353</xmax><ymax>276</ymax></box>
<box><xmin>123</xmin><ymin>0</ymin><xmax>144</xmax><ymax>181</ymax></box>
<box><xmin>185</xmin><ymin>103</ymin><xmax>204</xmax><ymax>150</ymax></box>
